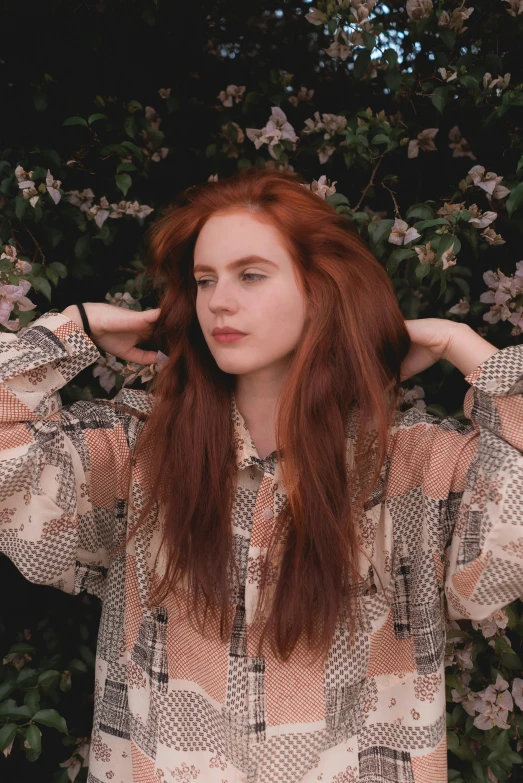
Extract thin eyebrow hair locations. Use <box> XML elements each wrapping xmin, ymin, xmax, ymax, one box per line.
<box><xmin>192</xmin><ymin>255</ymin><xmax>279</xmax><ymax>274</ymax></box>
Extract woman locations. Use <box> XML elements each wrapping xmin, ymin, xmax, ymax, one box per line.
<box><xmin>0</xmin><ymin>167</ymin><xmax>522</xmax><ymax>783</ymax></box>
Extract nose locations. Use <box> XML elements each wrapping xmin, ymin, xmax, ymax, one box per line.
<box><xmin>207</xmin><ymin>278</ymin><xmax>239</xmax><ymax>315</ymax></box>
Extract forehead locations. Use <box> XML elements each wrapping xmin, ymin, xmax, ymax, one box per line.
<box><xmin>194</xmin><ymin>210</ymin><xmax>290</xmax><ymax>262</ymax></box>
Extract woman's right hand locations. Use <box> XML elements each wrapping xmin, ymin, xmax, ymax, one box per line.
<box><xmin>62</xmin><ymin>303</ymin><xmax>161</xmax><ymax>365</ymax></box>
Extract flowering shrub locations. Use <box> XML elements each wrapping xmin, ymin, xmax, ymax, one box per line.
<box><xmin>0</xmin><ymin>0</ymin><xmax>522</xmax><ymax>779</ymax></box>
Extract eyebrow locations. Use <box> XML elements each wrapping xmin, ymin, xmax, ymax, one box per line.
<box><xmin>192</xmin><ymin>255</ymin><xmax>279</xmax><ymax>274</ymax></box>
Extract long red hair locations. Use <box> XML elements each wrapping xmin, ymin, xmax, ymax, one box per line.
<box><xmin>126</xmin><ymin>167</ymin><xmax>410</xmax><ymax>662</ymax></box>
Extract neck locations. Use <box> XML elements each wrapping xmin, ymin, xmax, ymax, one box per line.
<box><xmin>234</xmin><ymin>361</ymin><xmax>289</xmax><ymax>458</ymax></box>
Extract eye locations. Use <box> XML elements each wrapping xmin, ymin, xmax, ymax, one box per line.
<box><xmin>195</xmin><ymin>272</ymin><xmax>266</xmax><ymax>288</ymax></box>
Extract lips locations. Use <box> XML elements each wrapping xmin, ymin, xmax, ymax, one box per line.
<box><xmin>211</xmin><ymin>328</ymin><xmax>247</xmax><ymax>336</ymax></box>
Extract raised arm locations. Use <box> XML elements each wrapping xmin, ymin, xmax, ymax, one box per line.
<box><xmin>0</xmin><ymin>305</ymin><xmax>158</xmax><ymax>599</ymax></box>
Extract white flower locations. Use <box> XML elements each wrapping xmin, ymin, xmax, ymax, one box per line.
<box><xmin>388</xmin><ymin>218</ymin><xmax>421</xmax><ymax>246</ymax></box>
<box><xmin>288</xmin><ymin>86</ymin><xmax>315</xmax><ymax>107</ymax></box>
<box><xmin>471</xmin><ymin>609</ymin><xmax>509</xmax><ymax>638</ymax></box>
<box><xmin>88</xmin><ymin>196</ymin><xmax>111</xmax><ymax>228</ymax></box>
<box><xmin>121</xmin><ymin>360</ymin><xmax>158</xmax><ymax>387</ymax></box>
<box><xmin>512</xmin><ymin>678</ymin><xmax>523</xmax><ymax>709</ymax></box>
<box><xmin>217</xmin><ymin>84</ymin><xmax>246</xmax><ymax>107</ymax></box>
<box><xmin>467</xmin><ymin>165</ymin><xmax>511</xmax><ymax>200</ymax></box>
<box><xmin>438</xmin><ymin>2</ymin><xmax>474</xmax><ymax>33</ymax></box>
<box><xmin>504</xmin><ymin>0</ymin><xmax>523</xmax><ymax>15</ymax></box>
<box><xmin>246</xmin><ymin>107</ymin><xmax>298</xmax><ymax>160</ymax></box>
<box><xmin>105</xmin><ymin>291</ymin><xmax>138</xmax><ymax>308</ymax></box>
<box><xmin>408</xmin><ymin>128</ymin><xmax>439</xmax><ymax>159</ymax></box>
<box><xmin>481</xmin><ymin>227</ymin><xmax>505</xmax><ymax>245</ymax></box>
<box><xmin>437</xmin><ymin>201</ymin><xmax>466</xmax><ymax>217</ymax></box>
<box><xmin>447</xmin><ymin>297</ymin><xmax>470</xmax><ymax>316</ymax></box>
<box><xmin>109</xmin><ymin>200</ymin><xmax>129</xmax><ymax>219</ymax></box>
<box><xmin>438</xmin><ymin>67</ymin><xmax>458</xmax><ymax>82</ymax></box>
<box><xmin>474</xmin><ymin>674</ymin><xmax>513</xmax><ymax>730</ymax></box>
<box><xmin>66</xmin><ymin>188</ymin><xmax>95</xmax><ymax>212</ymax></box>
<box><xmin>441</xmin><ymin>242</ymin><xmax>457</xmax><ymax>270</ymax></box>
<box><xmin>399</xmin><ymin>384</ymin><xmax>426</xmax><ymax>411</ymax></box>
<box><xmin>468</xmin><ymin>210</ymin><xmax>497</xmax><ymax>228</ymax></box>
<box><xmin>158</xmin><ymin>88</ymin><xmax>171</xmax><ymax>99</ymax></box>
<box><xmin>0</xmin><ymin>244</ymin><xmax>17</xmax><ymax>261</ymax></box>
<box><xmin>0</xmin><ymin>280</ymin><xmax>37</xmax><ymax>331</ymax></box>
<box><xmin>124</xmin><ymin>201</ymin><xmax>154</xmax><ymax>219</ymax></box>
<box><xmin>151</xmin><ymin>147</ymin><xmax>169</xmax><ymax>162</ymax></box>
<box><xmin>14</xmin><ymin>165</ymin><xmax>34</xmax><ymax>189</ymax></box>
<box><xmin>208</xmin><ymin>173</ymin><xmax>219</xmax><ymax>182</ymax></box>
<box><xmin>92</xmin><ymin>353</ymin><xmax>124</xmax><ymax>393</ymax></box>
<box><xmin>45</xmin><ymin>170</ymin><xmax>62</xmax><ymax>205</ymax></box>
<box><xmin>325</xmin><ymin>29</ymin><xmax>351</xmax><ymax>60</ymax></box>
<box><xmin>448</xmin><ymin>126</ymin><xmax>476</xmax><ymax>160</ymax></box>
<box><xmin>454</xmin><ymin>643</ymin><xmax>474</xmax><ymax>670</ymax></box>
<box><xmin>406</xmin><ymin>0</ymin><xmax>433</xmax><ymax>21</ymax></box>
<box><xmin>318</xmin><ymin>145</ymin><xmax>337</xmax><ymax>164</ymax></box>
<box><xmin>414</xmin><ymin>241</ymin><xmax>436</xmax><ymax>265</ymax></box>
<box><xmin>303</xmin><ymin>175</ymin><xmax>337</xmax><ymax>199</ymax></box>
<box><xmin>483</xmin><ymin>72</ymin><xmax>511</xmax><ymax>91</ymax></box>
<box><xmin>305</xmin><ymin>7</ymin><xmax>325</xmax><ymax>25</ymax></box>
<box><xmin>451</xmin><ymin>684</ymin><xmax>478</xmax><ymax>716</ymax></box>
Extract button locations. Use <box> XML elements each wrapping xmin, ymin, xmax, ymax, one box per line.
<box><xmin>263</xmin><ymin>508</ymin><xmax>273</xmax><ymax>520</ymax></box>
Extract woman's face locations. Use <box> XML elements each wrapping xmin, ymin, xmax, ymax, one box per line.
<box><xmin>193</xmin><ymin>210</ymin><xmax>307</xmax><ymax>379</ymax></box>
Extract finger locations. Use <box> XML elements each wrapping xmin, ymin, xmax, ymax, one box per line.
<box><xmin>144</xmin><ymin>308</ymin><xmax>161</xmax><ymax>319</ymax></box>
<box><xmin>126</xmin><ymin>347</ymin><xmax>159</xmax><ymax>365</ymax></box>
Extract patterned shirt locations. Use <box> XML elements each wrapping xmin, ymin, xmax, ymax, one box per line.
<box><xmin>1</xmin><ymin>310</ymin><xmax>523</xmax><ymax>783</ymax></box>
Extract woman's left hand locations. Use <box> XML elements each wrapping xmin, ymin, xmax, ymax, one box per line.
<box><xmin>400</xmin><ymin>318</ymin><xmax>462</xmax><ymax>383</ymax></box>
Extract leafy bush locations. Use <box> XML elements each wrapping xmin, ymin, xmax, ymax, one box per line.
<box><xmin>0</xmin><ymin>0</ymin><xmax>522</xmax><ymax>779</ymax></box>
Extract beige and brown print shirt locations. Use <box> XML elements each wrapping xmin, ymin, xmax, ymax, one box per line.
<box><xmin>1</xmin><ymin>311</ymin><xmax>523</xmax><ymax>783</ymax></box>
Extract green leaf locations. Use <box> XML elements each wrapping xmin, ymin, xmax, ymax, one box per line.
<box><xmin>413</xmin><ymin>218</ymin><xmax>449</xmax><ymax>231</ymax></box>
<box><xmin>415</xmin><ymin>263</ymin><xmax>431</xmax><ymax>281</ymax></box>
<box><xmin>8</xmin><ymin>642</ymin><xmax>36</xmax><ymax>655</ymax></box>
<box><xmin>438</xmin><ymin>28</ymin><xmax>456</xmax><ymax>49</ymax></box>
<box><xmin>506</xmin><ymin>181</ymin><xmax>523</xmax><ymax>218</ymax></box>
<box><xmin>124</xmin><ymin>116</ymin><xmax>136</xmax><ymax>140</ymax></box>
<box><xmin>87</xmin><ymin>113</ymin><xmax>108</xmax><ymax>124</ymax></box>
<box><xmin>368</xmin><ymin>218</ymin><xmax>394</xmax><ymax>245</ymax></box>
<box><xmin>37</xmin><ymin>669</ymin><xmax>61</xmax><ymax>688</ymax></box>
<box><xmin>49</xmin><ymin>262</ymin><xmax>67</xmax><ymax>278</ymax></box>
<box><xmin>326</xmin><ymin>193</ymin><xmax>350</xmax><ymax>207</ymax></box>
<box><xmin>354</xmin><ymin>50</ymin><xmax>371</xmax><ymax>81</ymax></box>
<box><xmin>115</xmin><ymin>173</ymin><xmax>132</xmax><ymax>196</ymax></box>
<box><xmin>15</xmin><ymin>194</ymin><xmax>28</xmax><ymax>220</ymax></box>
<box><xmin>372</xmin><ymin>133</ymin><xmax>391</xmax><ymax>146</ymax></box>
<box><xmin>62</xmin><ymin>116</ymin><xmax>88</xmax><ymax>128</ymax></box>
<box><xmin>384</xmin><ymin>69</ymin><xmax>402</xmax><ymax>93</ymax></box>
<box><xmin>116</xmin><ymin>162</ymin><xmax>137</xmax><ymax>173</ymax></box>
<box><xmin>0</xmin><ymin>699</ymin><xmax>33</xmax><ymax>720</ymax></box>
<box><xmin>447</xmin><ymin>731</ymin><xmax>459</xmax><ymax>752</ymax></box>
<box><xmin>387</xmin><ymin>248</ymin><xmax>416</xmax><ymax>274</ymax></box>
<box><xmin>431</xmin><ymin>87</ymin><xmax>449</xmax><ymax>114</ymax></box>
<box><xmin>24</xmin><ymin>689</ymin><xmax>40</xmax><ymax>714</ymax></box>
<box><xmin>33</xmin><ymin>709</ymin><xmax>68</xmax><ymax>735</ymax></box>
<box><xmin>75</xmin><ymin>234</ymin><xmax>91</xmax><ymax>262</ymax></box>
<box><xmin>0</xmin><ymin>723</ymin><xmax>17</xmax><ymax>753</ymax></box>
<box><xmin>15</xmin><ymin>667</ymin><xmax>38</xmax><ymax>686</ymax></box>
<box><xmin>31</xmin><ymin>276</ymin><xmax>52</xmax><ymax>303</ymax></box>
<box><xmin>25</xmin><ymin>724</ymin><xmax>42</xmax><ymax>753</ymax></box>
<box><xmin>0</xmin><ymin>682</ymin><xmax>14</xmax><ymax>701</ymax></box>
<box><xmin>406</xmin><ymin>204</ymin><xmax>435</xmax><ymax>221</ymax></box>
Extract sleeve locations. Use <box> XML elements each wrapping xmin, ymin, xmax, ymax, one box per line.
<box><xmin>442</xmin><ymin>343</ymin><xmax>523</xmax><ymax>620</ymax></box>
<box><xmin>0</xmin><ymin>311</ymin><xmax>139</xmax><ymax>600</ymax></box>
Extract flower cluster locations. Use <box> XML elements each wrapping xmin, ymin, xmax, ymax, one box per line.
<box><xmin>66</xmin><ymin>189</ymin><xmax>154</xmax><ymax>228</ymax></box>
<box><xmin>479</xmin><ymin>262</ymin><xmax>523</xmax><ymax>335</ymax></box>
<box><xmin>246</xmin><ymin>107</ymin><xmax>298</xmax><ymax>160</ymax></box>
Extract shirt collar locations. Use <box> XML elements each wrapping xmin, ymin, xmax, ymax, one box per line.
<box><xmin>230</xmin><ymin>392</ymin><xmax>278</xmax><ymax>472</ymax></box>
